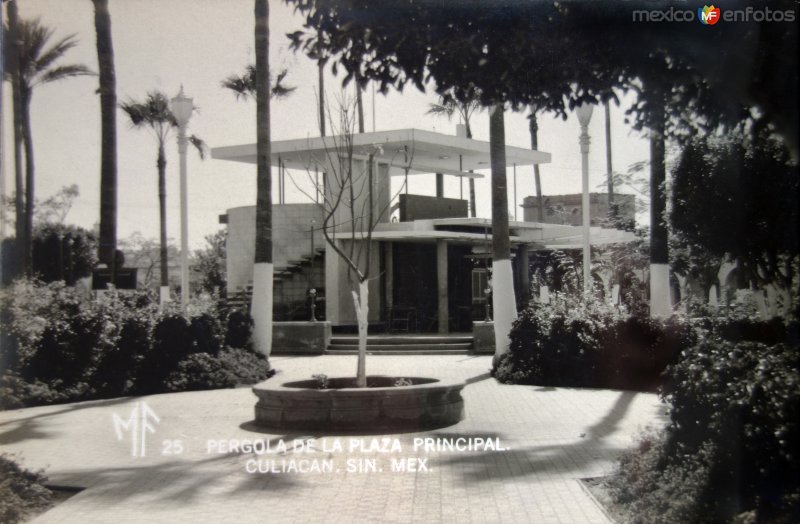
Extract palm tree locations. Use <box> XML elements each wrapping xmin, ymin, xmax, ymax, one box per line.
<box><xmin>120</xmin><ymin>92</ymin><xmax>205</xmax><ymax>292</ymax></box>
<box><xmin>220</xmin><ymin>65</ymin><xmax>294</xmax><ymax>100</ymax></box>
<box><xmin>252</xmin><ymin>0</ymin><xmax>273</xmax><ymax>355</ymax></box>
<box><xmin>489</xmin><ymin>104</ymin><xmax>516</xmax><ymax>364</ymax></box>
<box><xmin>427</xmin><ymin>95</ymin><xmax>481</xmax><ymax>216</ymax></box>
<box><xmin>92</xmin><ymin>0</ymin><xmax>118</xmax><ymax>276</ymax></box>
<box><xmin>4</xmin><ymin>0</ymin><xmax>25</xmax><ymax>272</ymax></box>
<box><xmin>11</xmin><ymin>17</ymin><xmax>92</xmax><ymax>275</ymax></box>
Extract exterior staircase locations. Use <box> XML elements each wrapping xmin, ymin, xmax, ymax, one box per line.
<box><xmin>326</xmin><ymin>334</ymin><xmax>473</xmax><ymax>355</ymax></box>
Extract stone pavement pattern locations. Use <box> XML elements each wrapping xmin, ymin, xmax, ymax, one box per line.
<box><xmin>0</xmin><ymin>355</ymin><xmax>669</xmax><ymax>524</ymax></box>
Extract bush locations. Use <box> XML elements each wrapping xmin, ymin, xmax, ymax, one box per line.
<box><xmin>225</xmin><ymin>309</ymin><xmax>252</xmax><ymax>349</ymax></box>
<box><xmin>165</xmin><ymin>353</ymin><xmax>237</xmax><ymax>392</ymax></box>
<box><xmin>0</xmin><ymin>454</ymin><xmax>53</xmax><ymax>524</ymax></box>
<box><xmin>494</xmin><ymin>294</ymin><xmax>694</xmax><ymax>390</ymax></box>
<box><xmin>217</xmin><ymin>347</ymin><xmax>274</xmax><ymax>384</ymax></box>
<box><xmin>662</xmin><ymin>339</ymin><xmax>800</xmax><ymax>521</ymax></box>
<box><xmin>604</xmin><ymin>431</ymin><xmax>714</xmax><ymax>524</ymax></box>
<box><xmin>134</xmin><ymin>314</ymin><xmax>192</xmax><ymax>394</ymax></box>
<box><xmin>165</xmin><ymin>348</ymin><xmax>274</xmax><ymax>392</ymax></box>
<box><xmin>190</xmin><ymin>313</ymin><xmax>223</xmax><ymax>356</ymax></box>
<box><xmin>0</xmin><ymin>278</ymin><xmax>275</xmax><ymax>406</ymax></box>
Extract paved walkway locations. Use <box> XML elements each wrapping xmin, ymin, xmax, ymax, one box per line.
<box><xmin>0</xmin><ymin>355</ymin><xmax>669</xmax><ymax>524</ymax></box>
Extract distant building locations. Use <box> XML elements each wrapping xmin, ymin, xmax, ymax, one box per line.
<box><xmin>521</xmin><ymin>193</ymin><xmax>635</xmax><ymax>228</ymax></box>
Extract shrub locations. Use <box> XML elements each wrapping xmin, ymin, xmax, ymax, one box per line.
<box><xmin>224</xmin><ymin>309</ymin><xmax>252</xmax><ymax>349</ymax></box>
<box><xmin>216</xmin><ymin>347</ymin><xmax>274</xmax><ymax>384</ymax></box>
<box><xmin>494</xmin><ymin>294</ymin><xmax>693</xmax><ymax>390</ymax></box>
<box><xmin>165</xmin><ymin>353</ymin><xmax>237</xmax><ymax>392</ymax></box>
<box><xmin>134</xmin><ymin>314</ymin><xmax>192</xmax><ymax>394</ymax></box>
<box><xmin>604</xmin><ymin>431</ymin><xmax>714</xmax><ymax>524</ymax></box>
<box><xmin>190</xmin><ymin>313</ymin><xmax>223</xmax><ymax>356</ymax></box>
<box><xmin>663</xmin><ymin>339</ymin><xmax>800</xmax><ymax>521</ymax></box>
<box><xmin>0</xmin><ymin>454</ymin><xmax>53</xmax><ymax>524</ymax></box>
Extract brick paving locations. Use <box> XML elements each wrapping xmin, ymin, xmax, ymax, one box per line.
<box><xmin>0</xmin><ymin>355</ymin><xmax>669</xmax><ymax>523</ymax></box>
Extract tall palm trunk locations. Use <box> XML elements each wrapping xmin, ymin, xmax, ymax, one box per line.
<box><xmin>252</xmin><ymin>0</ymin><xmax>274</xmax><ymax>355</ymax></box>
<box><xmin>317</xmin><ymin>44</ymin><xmax>325</xmax><ymax>136</ymax></box>
<box><xmin>93</xmin><ymin>0</ymin><xmax>118</xmax><ymax>274</ymax></box>
<box><xmin>528</xmin><ymin>108</ymin><xmax>544</xmax><ymax>222</ymax></box>
<box><xmin>489</xmin><ymin>104</ymin><xmax>517</xmax><ymax>362</ymax></box>
<box><xmin>356</xmin><ymin>74</ymin><xmax>365</xmax><ymax>133</ymax></box>
<box><xmin>649</xmin><ymin>96</ymin><xmax>671</xmax><ymax>317</ymax></box>
<box><xmin>20</xmin><ymin>86</ymin><xmax>34</xmax><ymax>275</ymax></box>
<box><xmin>6</xmin><ymin>1</ymin><xmax>25</xmax><ymax>273</ymax></box>
<box><xmin>604</xmin><ymin>101</ymin><xmax>614</xmax><ymax>217</ymax></box>
<box><xmin>157</xmin><ymin>145</ymin><xmax>168</xmax><ymax>287</ymax></box>
<box><xmin>466</xmin><ymin>122</ymin><xmax>476</xmax><ymax>217</ymax></box>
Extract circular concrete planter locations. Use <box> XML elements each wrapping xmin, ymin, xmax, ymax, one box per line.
<box><xmin>252</xmin><ymin>376</ymin><xmax>466</xmax><ymax>432</ymax></box>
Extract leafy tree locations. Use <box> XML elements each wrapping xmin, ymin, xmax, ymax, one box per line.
<box><xmin>192</xmin><ymin>229</ymin><xmax>226</xmax><ymax>295</ymax></box>
<box><xmin>92</xmin><ymin>0</ymin><xmax>118</xmax><ymax>274</ymax></box>
<box><xmin>671</xmin><ymin>131</ymin><xmax>799</xmax><ymax>311</ymax></box>
<box><xmin>120</xmin><ymin>91</ymin><xmax>206</xmax><ymax>291</ymax></box>
<box><xmin>3</xmin><ymin>16</ymin><xmax>92</xmax><ymax>275</ymax></box>
<box><xmin>287</xmin><ymin>0</ymin><xmax>797</xmax><ymax>319</ymax></box>
<box><xmin>31</xmin><ymin>223</ymin><xmax>97</xmax><ymax>285</ymax></box>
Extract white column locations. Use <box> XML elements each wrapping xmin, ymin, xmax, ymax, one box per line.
<box><xmin>577</xmin><ymin>103</ymin><xmax>594</xmax><ymax>296</ymax></box>
<box><xmin>178</xmin><ymin>127</ymin><xmax>189</xmax><ymax>311</ymax></box>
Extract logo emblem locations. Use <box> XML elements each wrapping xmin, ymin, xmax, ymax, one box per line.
<box><xmin>699</xmin><ymin>5</ymin><xmax>721</xmax><ymax>25</ymax></box>
<box><xmin>112</xmin><ymin>401</ymin><xmax>160</xmax><ymax>457</ymax></box>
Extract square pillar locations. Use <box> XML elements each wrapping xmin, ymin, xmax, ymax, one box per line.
<box><xmin>437</xmin><ymin>239</ymin><xmax>449</xmax><ymax>333</ymax></box>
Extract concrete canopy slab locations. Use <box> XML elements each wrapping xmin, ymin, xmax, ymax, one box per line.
<box><xmin>211</xmin><ymin>128</ymin><xmax>551</xmax><ymax>178</ymax></box>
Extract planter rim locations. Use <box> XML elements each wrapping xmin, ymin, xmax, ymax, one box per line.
<box><xmin>252</xmin><ymin>375</ymin><xmax>466</xmax><ymax>396</ymax></box>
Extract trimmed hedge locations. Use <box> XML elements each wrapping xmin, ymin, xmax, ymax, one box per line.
<box><xmin>0</xmin><ymin>279</ymin><xmax>272</xmax><ymax>408</ymax></box>
<box><xmin>493</xmin><ymin>297</ymin><xmax>695</xmax><ymax>390</ymax></box>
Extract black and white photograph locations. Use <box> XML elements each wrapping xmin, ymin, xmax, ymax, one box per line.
<box><xmin>0</xmin><ymin>1</ymin><xmax>797</xmax><ymax>523</ymax></box>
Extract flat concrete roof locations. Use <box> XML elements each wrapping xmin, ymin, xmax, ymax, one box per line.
<box><xmin>212</xmin><ymin>128</ymin><xmax>551</xmax><ymax>179</ymax></box>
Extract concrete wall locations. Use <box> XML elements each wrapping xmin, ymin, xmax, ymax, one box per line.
<box><xmin>325</xmin><ymin>238</ymin><xmax>382</xmax><ymax>325</ymax></box>
<box><xmin>522</xmin><ymin>193</ymin><xmax>635</xmax><ymax>227</ymax></box>
<box><xmin>225</xmin><ymin>204</ymin><xmax>325</xmax><ymax>294</ymax></box>
<box><xmin>398</xmin><ymin>194</ymin><xmax>468</xmax><ymax>221</ymax></box>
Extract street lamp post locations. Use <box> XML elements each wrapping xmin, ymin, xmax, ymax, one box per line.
<box><xmin>309</xmin><ymin>218</ymin><xmax>316</xmax><ymax>322</ymax></box>
<box><xmin>171</xmin><ymin>87</ymin><xmax>193</xmax><ymax>312</ymax></box>
<box><xmin>576</xmin><ymin>102</ymin><xmax>594</xmax><ymax>297</ymax></box>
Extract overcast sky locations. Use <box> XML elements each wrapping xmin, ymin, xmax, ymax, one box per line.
<box><xmin>1</xmin><ymin>0</ymin><xmax>650</xmax><ymax>250</ymax></box>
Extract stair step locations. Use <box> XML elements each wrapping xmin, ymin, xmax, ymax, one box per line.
<box><xmin>328</xmin><ymin>343</ymin><xmax>472</xmax><ymax>352</ymax></box>
<box><xmin>330</xmin><ymin>336</ymin><xmax>472</xmax><ymax>345</ymax></box>
<box><xmin>325</xmin><ymin>349</ymin><xmax>470</xmax><ymax>356</ymax></box>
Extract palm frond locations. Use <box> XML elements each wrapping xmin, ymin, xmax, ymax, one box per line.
<box><xmin>37</xmin><ymin>64</ymin><xmax>93</xmax><ymax>85</ymax></box>
<box><xmin>189</xmin><ymin>135</ymin><xmax>208</xmax><ymax>160</ymax></box>
<box><xmin>222</xmin><ymin>65</ymin><xmax>295</xmax><ymax>101</ymax></box>
<box><xmin>34</xmin><ymin>34</ymin><xmax>79</xmax><ymax>73</ymax></box>
<box><xmin>427</xmin><ymin>101</ymin><xmax>456</xmax><ymax>118</ymax></box>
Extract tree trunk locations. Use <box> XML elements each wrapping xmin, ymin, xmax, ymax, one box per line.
<box><xmin>20</xmin><ymin>88</ymin><xmax>34</xmax><ymax>276</ymax></box>
<box><xmin>7</xmin><ymin>1</ymin><xmax>25</xmax><ymax>273</ymax></box>
<box><xmin>605</xmin><ymin>100</ymin><xmax>614</xmax><ymax>219</ymax></box>
<box><xmin>466</xmin><ymin>122</ymin><xmax>477</xmax><ymax>218</ymax></box>
<box><xmin>318</xmin><ymin>57</ymin><xmax>325</xmax><ymax>137</ymax></box>
<box><xmin>157</xmin><ymin>145</ymin><xmax>168</xmax><ymax>287</ymax></box>
<box><xmin>252</xmin><ymin>0</ymin><xmax>274</xmax><ymax>355</ymax></box>
<box><xmin>356</xmin><ymin>76</ymin><xmax>365</xmax><ymax>134</ymax></box>
<box><xmin>352</xmin><ymin>280</ymin><xmax>369</xmax><ymax>387</ymax></box>
<box><xmin>528</xmin><ymin>108</ymin><xmax>544</xmax><ymax>222</ymax></box>
<box><xmin>489</xmin><ymin>104</ymin><xmax>517</xmax><ymax>362</ymax></box>
<box><xmin>649</xmin><ymin>99</ymin><xmax>671</xmax><ymax>317</ymax></box>
<box><xmin>93</xmin><ymin>0</ymin><xmax>118</xmax><ymax>274</ymax></box>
